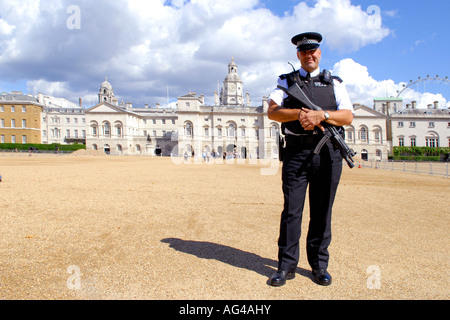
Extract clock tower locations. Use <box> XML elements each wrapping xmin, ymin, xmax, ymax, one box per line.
<box><xmin>220</xmin><ymin>57</ymin><xmax>244</xmax><ymax>106</ymax></box>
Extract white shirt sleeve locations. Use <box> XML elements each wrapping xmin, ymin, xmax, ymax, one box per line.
<box><xmin>268</xmin><ymin>77</ymin><xmax>288</xmax><ymax>107</ymax></box>
<box><xmin>333</xmin><ymin>79</ymin><xmax>354</xmax><ymax>114</ymax></box>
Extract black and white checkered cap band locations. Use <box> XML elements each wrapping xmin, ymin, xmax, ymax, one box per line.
<box><xmin>297</xmin><ymin>37</ymin><xmax>319</xmax><ymax>47</ymax></box>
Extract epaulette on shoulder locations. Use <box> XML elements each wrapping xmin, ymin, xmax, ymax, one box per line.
<box><xmin>279</xmin><ymin>70</ymin><xmax>298</xmax><ymax>80</ymax></box>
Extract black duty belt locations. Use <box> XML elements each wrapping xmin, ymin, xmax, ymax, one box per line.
<box><xmin>285</xmin><ymin>134</ymin><xmax>323</xmax><ymax>149</ymax></box>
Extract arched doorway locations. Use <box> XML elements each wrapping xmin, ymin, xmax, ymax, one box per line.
<box><xmin>241</xmin><ymin>146</ymin><xmax>247</xmax><ymax>159</ymax></box>
<box><xmin>361</xmin><ymin>149</ymin><xmax>368</xmax><ymax>161</ymax></box>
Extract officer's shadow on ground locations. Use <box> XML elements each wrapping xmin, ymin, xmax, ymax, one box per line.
<box><xmin>161</xmin><ymin>238</ymin><xmax>312</xmax><ymax>285</ymax></box>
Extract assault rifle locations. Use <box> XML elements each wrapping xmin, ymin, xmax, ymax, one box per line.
<box><xmin>277</xmin><ymin>83</ymin><xmax>356</xmax><ymax>168</ymax></box>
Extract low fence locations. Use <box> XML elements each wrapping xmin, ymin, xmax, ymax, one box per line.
<box><xmin>358</xmin><ymin>160</ymin><xmax>449</xmax><ymax>178</ymax></box>
<box><xmin>0</xmin><ymin>149</ymin><xmax>72</xmax><ymax>156</ymax></box>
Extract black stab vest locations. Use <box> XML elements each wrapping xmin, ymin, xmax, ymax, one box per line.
<box><xmin>280</xmin><ymin>70</ymin><xmax>342</xmax><ymax>135</ymax></box>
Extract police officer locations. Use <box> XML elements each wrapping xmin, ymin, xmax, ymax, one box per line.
<box><xmin>267</xmin><ymin>32</ymin><xmax>354</xmax><ymax>286</ymax></box>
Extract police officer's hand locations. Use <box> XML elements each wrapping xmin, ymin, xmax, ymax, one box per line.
<box><xmin>299</xmin><ymin>108</ymin><xmax>325</xmax><ymax>132</ymax></box>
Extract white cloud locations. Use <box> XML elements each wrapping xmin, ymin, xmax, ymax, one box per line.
<box><xmin>331</xmin><ymin>58</ymin><xmax>396</xmax><ymax>106</ymax></box>
<box><xmin>332</xmin><ymin>59</ymin><xmax>449</xmax><ymax>109</ymax></box>
<box><xmin>289</xmin><ymin>0</ymin><xmax>390</xmax><ymax>53</ymax></box>
<box><xmin>0</xmin><ymin>18</ymin><xmax>15</xmax><ymax>35</ymax></box>
<box><xmin>0</xmin><ymin>0</ymin><xmax>394</xmax><ymax>107</ymax></box>
<box><xmin>27</xmin><ymin>79</ymin><xmax>72</xmax><ymax>97</ymax></box>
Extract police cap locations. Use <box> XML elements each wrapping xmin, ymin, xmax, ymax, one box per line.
<box><xmin>291</xmin><ymin>32</ymin><xmax>322</xmax><ymax>52</ymax></box>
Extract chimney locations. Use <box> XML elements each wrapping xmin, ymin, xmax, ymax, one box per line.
<box><xmin>411</xmin><ymin>101</ymin><xmax>417</xmax><ymax>109</ymax></box>
<box><xmin>427</xmin><ymin>104</ymin><xmax>432</xmax><ymax>109</ymax></box>
<box><xmin>246</xmin><ymin>92</ymin><xmax>251</xmax><ymax>106</ymax></box>
<box><xmin>79</xmin><ymin>98</ymin><xmax>82</xmax><ymax>108</ymax></box>
<box><xmin>145</xmin><ymin>104</ymin><xmax>149</xmax><ymax>109</ymax></box>
<box><xmin>406</xmin><ymin>104</ymin><xmax>410</xmax><ymax>109</ymax></box>
<box><xmin>433</xmin><ymin>101</ymin><xmax>439</xmax><ymax>109</ymax></box>
<box><xmin>214</xmin><ymin>91</ymin><xmax>219</xmax><ymax>106</ymax></box>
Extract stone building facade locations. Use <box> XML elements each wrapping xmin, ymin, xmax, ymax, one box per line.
<box><xmin>3</xmin><ymin>59</ymin><xmax>447</xmax><ymax>161</ymax></box>
<box><xmin>0</xmin><ymin>92</ymin><xmax>43</xmax><ymax>144</ymax></box>
<box><xmin>86</xmin><ymin>59</ymin><xmax>278</xmax><ymax>159</ymax></box>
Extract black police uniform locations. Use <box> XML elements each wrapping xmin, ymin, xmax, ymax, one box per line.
<box><xmin>277</xmin><ymin>69</ymin><xmax>344</xmax><ymax>274</ymax></box>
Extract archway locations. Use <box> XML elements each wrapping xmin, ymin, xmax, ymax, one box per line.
<box><xmin>361</xmin><ymin>149</ymin><xmax>368</xmax><ymax>161</ymax></box>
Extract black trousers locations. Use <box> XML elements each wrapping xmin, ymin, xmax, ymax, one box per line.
<box><xmin>277</xmin><ymin>137</ymin><xmax>343</xmax><ymax>272</ymax></box>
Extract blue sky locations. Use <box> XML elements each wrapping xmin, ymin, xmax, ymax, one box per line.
<box><xmin>264</xmin><ymin>0</ymin><xmax>449</xmax><ymax>94</ymax></box>
<box><xmin>0</xmin><ymin>0</ymin><xmax>448</xmax><ymax>108</ymax></box>
<box><xmin>347</xmin><ymin>0</ymin><xmax>449</xmax><ymax>84</ymax></box>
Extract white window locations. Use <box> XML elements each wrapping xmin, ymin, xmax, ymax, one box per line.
<box><xmin>103</xmin><ymin>122</ymin><xmax>111</xmax><ymax>136</ymax></box>
<box><xmin>374</xmin><ymin>131</ymin><xmax>380</xmax><ymax>142</ymax></box>
<box><xmin>426</xmin><ymin>138</ymin><xmax>438</xmax><ymax>148</ymax></box>
<box><xmin>228</xmin><ymin>124</ymin><xmax>236</xmax><ymax>137</ymax></box>
<box><xmin>185</xmin><ymin>123</ymin><xmax>193</xmax><ymax>136</ymax></box>
<box><xmin>347</xmin><ymin>131</ymin><xmax>353</xmax><ymax>142</ymax></box>
<box><xmin>271</xmin><ymin>124</ymin><xmax>279</xmax><ymax>138</ymax></box>
<box><xmin>22</xmin><ymin>135</ymin><xmax>27</xmax><ymax>144</ymax></box>
<box><xmin>22</xmin><ymin>119</ymin><xmax>26</xmax><ymax>128</ymax></box>
<box><xmin>359</xmin><ymin>127</ymin><xmax>367</xmax><ymax>142</ymax></box>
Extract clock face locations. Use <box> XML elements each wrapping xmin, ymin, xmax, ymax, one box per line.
<box><xmin>229</xmin><ymin>83</ymin><xmax>236</xmax><ymax>92</ymax></box>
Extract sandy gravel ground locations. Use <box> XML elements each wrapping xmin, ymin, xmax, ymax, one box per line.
<box><xmin>0</xmin><ymin>154</ymin><xmax>448</xmax><ymax>300</ymax></box>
